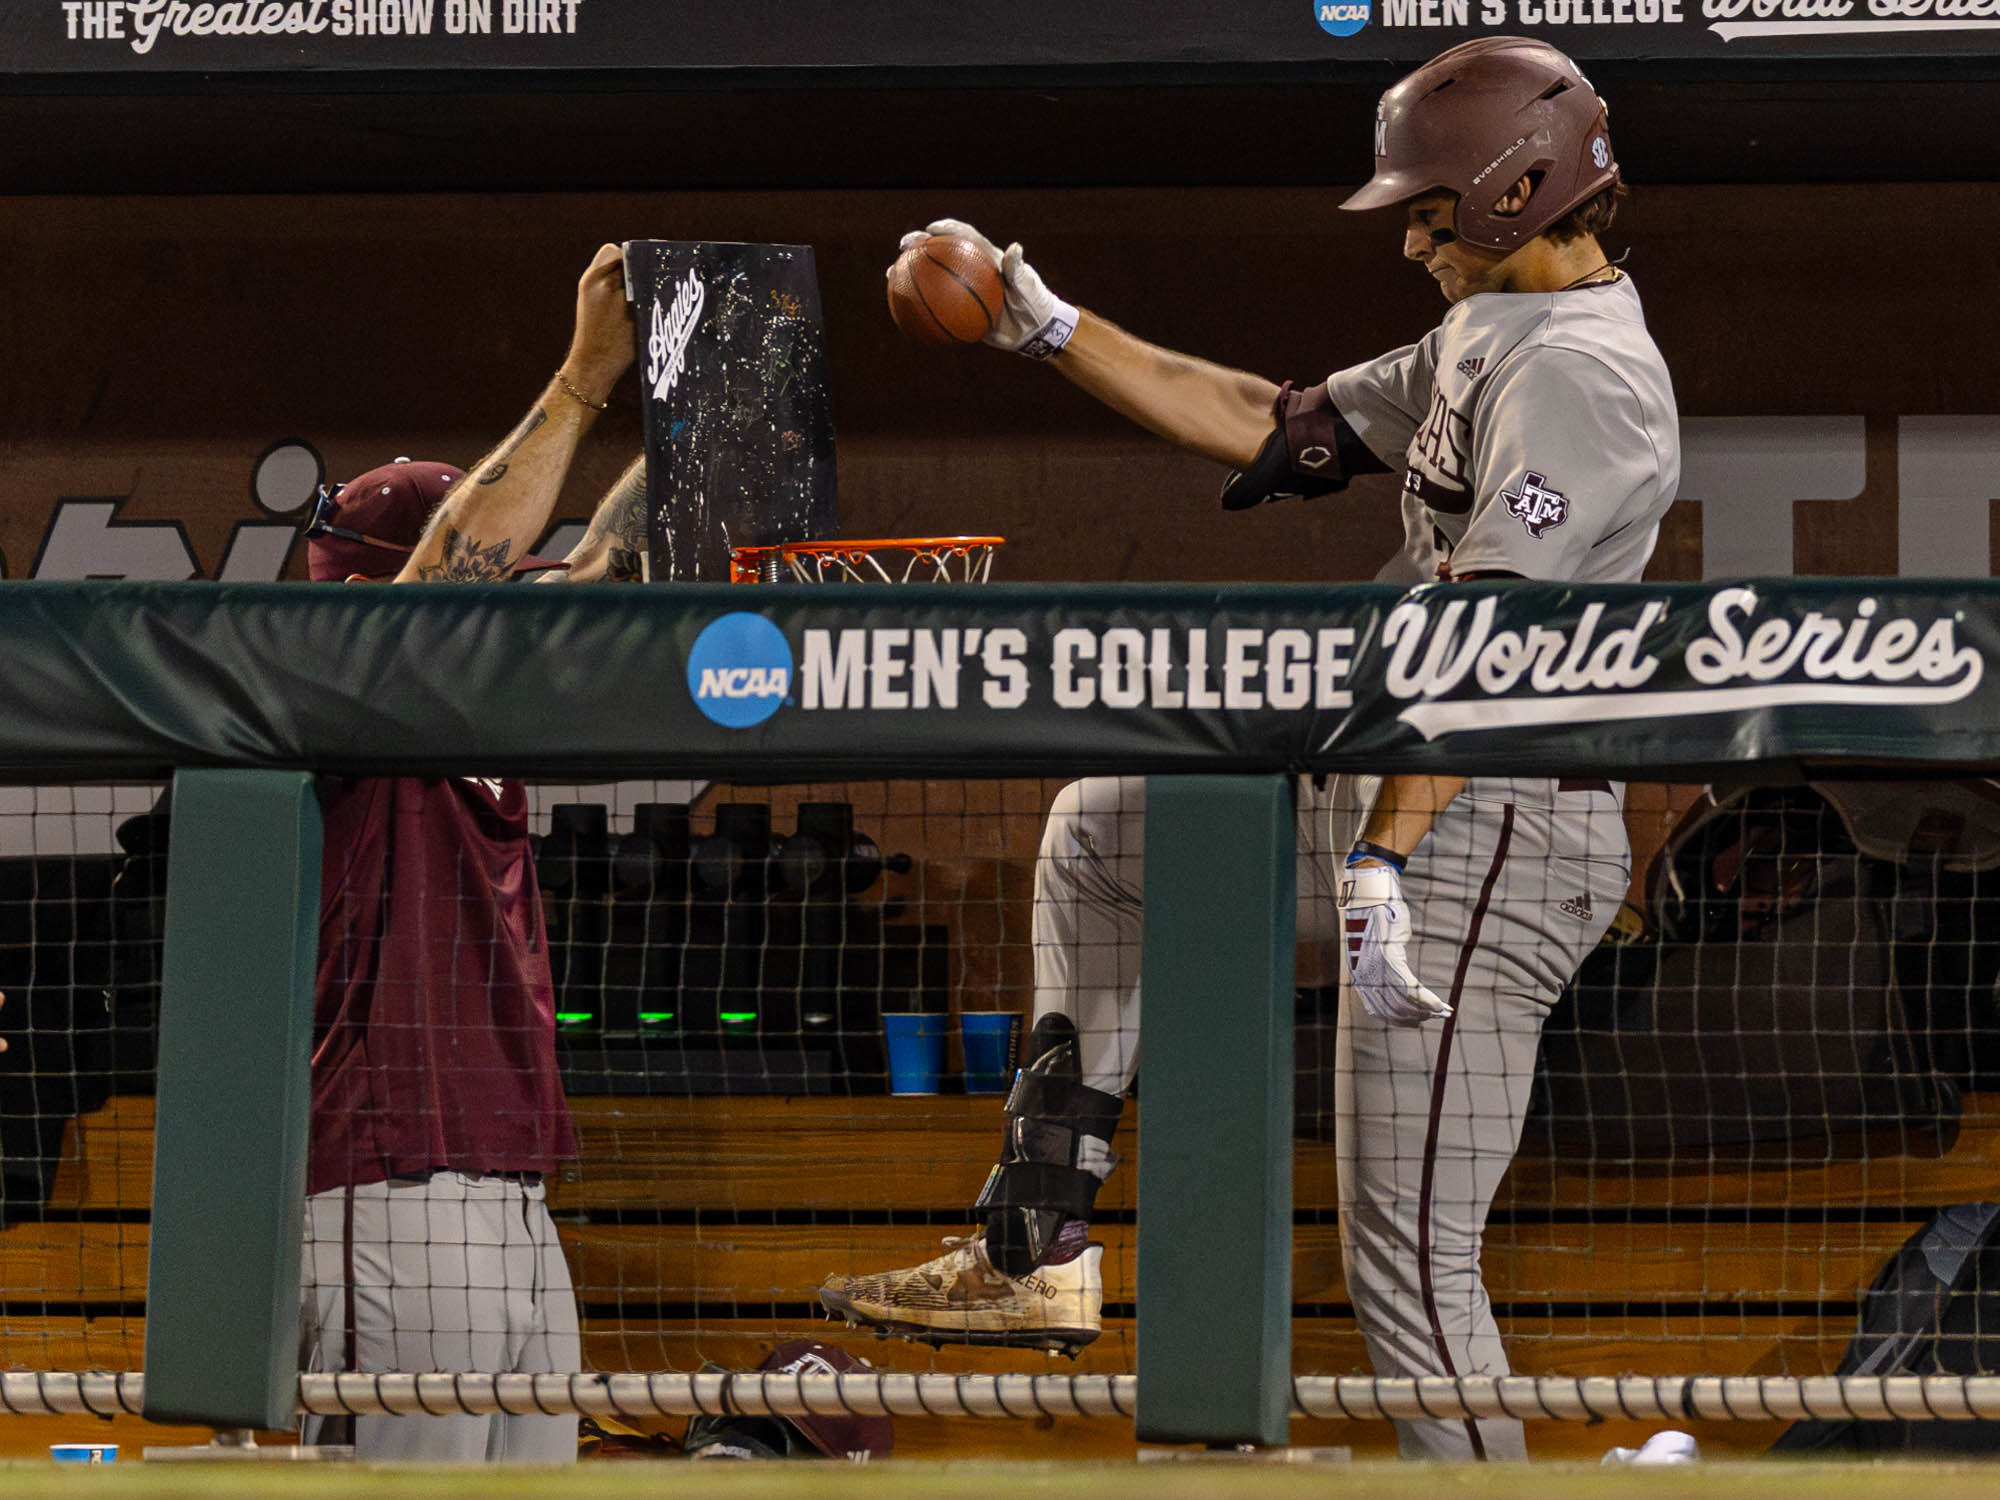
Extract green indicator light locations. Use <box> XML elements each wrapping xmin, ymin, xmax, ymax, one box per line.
<box><xmin>555</xmin><ymin>1013</ymin><xmax>596</xmax><ymax>1024</ymax></box>
<box><xmin>719</xmin><ymin>1012</ymin><xmax>758</xmax><ymax>1023</ymax></box>
<box><xmin>638</xmin><ymin>1012</ymin><xmax>676</xmax><ymax>1023</ymax></box>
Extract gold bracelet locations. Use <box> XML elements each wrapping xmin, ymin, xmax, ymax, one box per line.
<box><xmin>554</xmin><ymin>370</ymin><xmax>609</xmax><ymax>411</ymax></box>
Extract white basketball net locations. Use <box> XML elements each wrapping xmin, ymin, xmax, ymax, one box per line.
<box><xmin>730</xmin><ymin>537</ymin><xmax>1003</xmax><ymax>585</ymax></box>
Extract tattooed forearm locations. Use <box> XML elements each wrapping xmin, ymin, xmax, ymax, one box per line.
<box><xmin>576</xmin><ymin>459</ymin><xmax>649</xmax><ymax>582</ymax></box>
<box><xmin>471</xmin><ymin>406</ymin><xmax>549</xmax><ymax>486</ymax></box>
<box><xmin>605</xmin><ymin>463</ymin><xmax>648</xmax><ymax>558</ymax></box>
<box><xmin>417</xmin><ymin>526</ymin><xmax>515</xmax><ymax>582</ymax></box>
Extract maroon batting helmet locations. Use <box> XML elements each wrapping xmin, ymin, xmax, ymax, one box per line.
<box><xmin>681</xmin><ymin>1340</ymin><xmax>894</xmax><ymax>1462</ymax></box>
<box><xmin>1341</xmin><ymin>37</ymin><xmax>1618</xmax><ymax>253</ymax></box>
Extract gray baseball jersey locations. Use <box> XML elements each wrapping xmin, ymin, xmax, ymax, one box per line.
<box><xmin>1327</xmin><ymin>274</ymin><xmax>1679</xmax><ymax>825</ymax></box>
<box><xmin>1330</xmin><ymin>275</ymin><xmax>1679</xmax><ymax>589</ymax></box>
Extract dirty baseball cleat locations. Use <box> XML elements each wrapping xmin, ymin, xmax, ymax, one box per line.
<box><xmin>818</xmin><ymin>1230</ymin><xmax>1103</xmax><ymax>1354</ymax></box>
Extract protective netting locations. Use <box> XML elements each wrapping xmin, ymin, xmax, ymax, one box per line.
<box><xmin>0</xmin><ymin>785</ymin><xmax>166</xmax><ymax>1384</ymax></box>
<box><xmin>6</xmin><ymin>772</ymin><xmax>2000</xmax><ymax>1461</ymax></box>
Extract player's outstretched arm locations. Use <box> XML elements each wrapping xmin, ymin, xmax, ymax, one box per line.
<box><xmin>396</xmin><ymin>243</ymin><xmax>635</xmax><ymax>585</ymax></box>
<box><xmin>913</xmin><ymin>218</ymin><xmax>1279</xmax><ymax>469</ymax></box>
<box><xmin>1057</xmin><ymin>313</ymin><xmax>1282</xmax><ymax>470</ymax></box>
<box><xmin>545</xmin><ymin>455</ymin><xmax>647</xmax><ymax>584</ymax></box>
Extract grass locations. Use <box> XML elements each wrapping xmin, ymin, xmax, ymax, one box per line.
<box><xmin>6</xmin><ymin>1458</ymin><xmax>2000</xmax><ymax>1500</ymax></box>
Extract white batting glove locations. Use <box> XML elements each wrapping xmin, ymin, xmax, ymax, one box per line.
<box><xmin>1338</xmin><ymin>860</ymin><xmax>1452</xmax><ymax>1026</ymax></box>
<box><xmin>903</xmin><ymin>218</ymin><xmax>1079</xmax><ymax>359</ymax></box>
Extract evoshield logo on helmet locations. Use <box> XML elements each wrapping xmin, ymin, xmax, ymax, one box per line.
<box><xmin>688</xmin><ymin>612</ymin><xmax>793</xmax><ymax>728</ymax></box>
<box><xmin>1472</xmin><ymin>138</ymin><xmax>1529</xmax><ymax>187</ymax></box>
<box><xmin>1315</xmin><ymin>0</ymin><xmax>1371</xmax><ymax>36</ymax></box>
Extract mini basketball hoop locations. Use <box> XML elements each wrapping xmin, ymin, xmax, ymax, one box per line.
<box><xmin>729</xmin><ymin>536</ymin><xmax>1005</xmax><ymax>585</ymax></box>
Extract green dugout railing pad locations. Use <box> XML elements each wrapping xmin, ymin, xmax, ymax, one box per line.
<box><xmin>0</xmin><ymin>578</ymin><xmax>1991</xmax><ymax>782</ymax></box>
<box><xmin>142</xmin><ymin>770</ymin><xmax>322</xmax><ymax>1431</ymax></box>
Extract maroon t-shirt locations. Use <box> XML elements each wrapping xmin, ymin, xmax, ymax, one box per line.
<box><xmin>308</xmin><ymin>776</ymin><xmax>578</xmax><ymax>1195</ymax></box>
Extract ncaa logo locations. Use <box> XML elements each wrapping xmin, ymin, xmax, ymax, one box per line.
<box><xmin>688</xmin><ymin>612</ymin><xmax>793</xmax><ymax>728</ymax></box>
<box><xmin>1316</xmin><ymin>0</ymin><xmax>1370</xmax><ymax>35</ymax></box>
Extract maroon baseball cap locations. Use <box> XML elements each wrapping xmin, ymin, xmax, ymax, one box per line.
<box><xmin>306</xmin><ymin>457</ymin><xmax>570</xmax><ymax>581</ymax></box>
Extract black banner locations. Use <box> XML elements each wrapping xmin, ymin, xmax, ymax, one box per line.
<box><xmin>6</xmin><ymin>0</ymin><xmax>1998</xmax><ymax>74</ymax></box>
<box><xmin>0</xmin><ymin>578</ymin><xmax>1996</xmax><ymax>784</ymax></box>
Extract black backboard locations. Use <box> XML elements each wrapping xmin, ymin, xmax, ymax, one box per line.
<box><xmin>624</xmin><ymin>240</ymin><xmax>838</xmax><ymax>582</ymax></box>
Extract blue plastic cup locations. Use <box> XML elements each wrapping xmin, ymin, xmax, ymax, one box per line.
<box><xmin>49</xmin><ymin>1445</ymin><xmax>117</xmax><ymax>1464</ymax></box>
<box><xmin>882</xmin><ymin>1012</ymin><xmax>946</xmax><ymax>1095</ymax></box>
<box><xmin>959</xmin><ymin>1012</ymin><xmax>1022</xmax><ymax>1093</ymax></box>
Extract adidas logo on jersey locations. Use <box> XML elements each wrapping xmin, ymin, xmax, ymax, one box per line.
<box><xmin>1456</xmin><ymin>357</ymin><xmax>1485</xmax><ymax>379</ymax></box>
<box><xmin>1559</xmin><ymin>892</ymin><xmax>1594</xmax><ymax>921</ymax></box>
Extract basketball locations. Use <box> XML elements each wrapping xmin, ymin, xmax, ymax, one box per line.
<box><xmin>886</xmin><ymin>233</ymin><xmax>1005</xmax><ymax>345</ymax></box>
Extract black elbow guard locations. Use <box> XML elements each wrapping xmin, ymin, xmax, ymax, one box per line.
<box><xmin>1218</xmin><ymin>380</ymin><xmax>1352</xmax><ymax>512</ymax></box>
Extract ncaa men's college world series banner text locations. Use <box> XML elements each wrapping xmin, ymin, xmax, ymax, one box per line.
<box><xmin>0</xmin><ymin>579</ymin><xmax>1995</xmax><ymax>784</ymax></box>
<box><xmin>674</xmin><ymin>581</ymin><xmax>1997</xmax><ymax>778</ymax></box>
<box><xmin>4</xmin><ymin>0</ymin><xmax>1996</xmax><ymax>72</ymax></box>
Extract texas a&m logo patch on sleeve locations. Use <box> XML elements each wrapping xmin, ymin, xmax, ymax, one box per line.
<box><xmin>1501</xmin><ymin>471</ymin><xmax>1569</xmax><ymax>538</ymax></box>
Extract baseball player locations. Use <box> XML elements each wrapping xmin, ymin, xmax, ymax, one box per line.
<box><xmin>298</xmin><ymin>244</ymin><xmax>642</xmax><ymax>1462</ymax></box>
<box><xmin>819</xmin><ymin>38</ymin><xmax>1680</xmax><ymax>1463</ymax></box>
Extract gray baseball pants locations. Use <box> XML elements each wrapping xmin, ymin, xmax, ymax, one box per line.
<box><xmin>300</xmin><ymin>1168</ymin><xmax>581</xmax><ymax>1463</ymax></box>
<box><xmin>1032</xmin><ymin>775</ymin><xmax>1627</xmax><ymax>1460</ymax></box>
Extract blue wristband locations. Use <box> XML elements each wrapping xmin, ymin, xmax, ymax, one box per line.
<box><xmin>1346</xmin><ymin>841</ymin><xmax>1407</xmax><ymax>872</ymax></box>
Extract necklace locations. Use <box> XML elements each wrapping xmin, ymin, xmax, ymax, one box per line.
<box><xmin>1559</xmin><ymin>263</ymin><xmax>1619</xmax><ymax>290</ymax></box>
<box><xmin>1559</xmin><ymin>249</ymin><xmax>1630</xmax><ymax>291</ymax></box>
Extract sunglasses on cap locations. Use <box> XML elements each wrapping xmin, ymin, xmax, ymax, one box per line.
<box><xmin>301</xmin><ymin>483</ymin><xmax>415</xmax><ymax>557</ymax></box>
